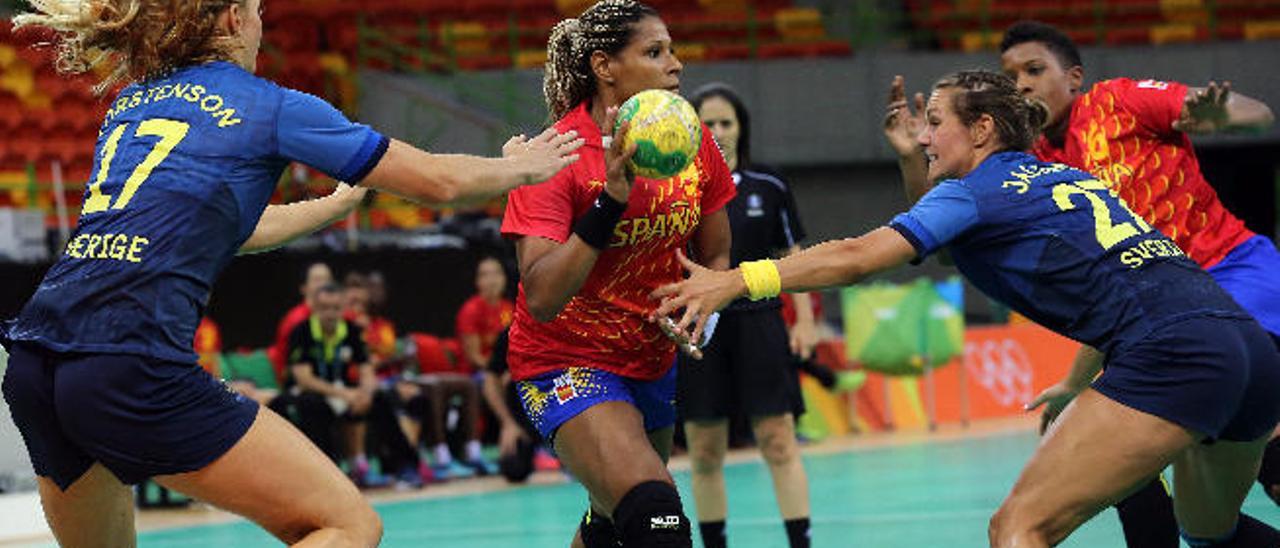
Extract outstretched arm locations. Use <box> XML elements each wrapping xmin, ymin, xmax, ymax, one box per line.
<box><xmin>653</xmin><ymin>227</ymin><xmax>917</xmax><ymax>341</ymax></box>
<box><xmin>1173</xmin><ymin>81</ymin><xmax>1275</xmax><ymax>134</ymax></box>
<box><xmin>239</xmin><ymin>183</ymin><xmax>367</xmax><ymax>254</ymax></box>
<box><xmin>361</xmin><ymin>129</ymin><xmax>584</xmax><ymax>207</ymax></box>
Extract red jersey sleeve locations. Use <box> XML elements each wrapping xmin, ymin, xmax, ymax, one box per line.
<box><xmin>697</xmin><ymin>124</ymin><xmax>736</xmax><ymax>215</ymax></box>
<box><xmin>501</xmin><ymin>165</ymin><xmax>579</xmax><ymax>243</ymax></box>
<box><xmin>1108</xmin><ymin>78</ymin><xmax>1188</xmax><ymax>138</ymax></box>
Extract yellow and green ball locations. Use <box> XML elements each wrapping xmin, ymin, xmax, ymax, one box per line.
<box><xmin>615</xmin><ymin>89</ymin><xmax>702</xmax><ymax>180</ymax></box>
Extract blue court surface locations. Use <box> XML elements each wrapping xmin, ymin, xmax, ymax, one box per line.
<box><xmin>131</xmin><ymin>428</ymin><xmax>1280</xmax><ymax>547</ymax></box>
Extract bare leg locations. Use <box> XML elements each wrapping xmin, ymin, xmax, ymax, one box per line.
<box><xmin>157</xmin><ymin>406</ymin><xmax>382</xmax><ymax>547</ymax></box>
<box><xmin>1173</xmin><ymin>434</ymin><xmax>1271</xmax><ymax>539</ymax></box>
<box><xmin>752</xmin><ymin>413</ymin><xmax>809</xmax><ymax>520</ymax></box>
<box><xmin>989</xmin><ymin>390</ymin><xmax>1194</xmax><ymax>548</ymax></box>
<box><xmin>685</xmin><ymin>420</ymin><xmax>730</xmax><ymax>523</ymax></box>
<box><xmin>37</xmin><ymin>463</ymin><xmax>135</xmax><ymax>548</ymax></box>
<box><xmin>555</xmin><ymin>401</ymin><xmax>675</xmax><ymax>512</ymax></box>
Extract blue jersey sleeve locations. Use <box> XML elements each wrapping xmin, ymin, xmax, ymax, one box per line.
<box><xmin>277</xmin><ymin>89</ymin><xmax>389</xmax><ymax>183</ymax></box>
<box><xmin>889</xmin><ymin>180</ymin><xmax>980</xmax><ymax>260</ymax></box>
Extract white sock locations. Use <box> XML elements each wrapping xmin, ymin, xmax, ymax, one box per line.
<box><xmin>434</xmin><ymin>443</ymin><xmax>451</xmax><ymax>465</ymax></box>
<box><xmin>466</xmin><ymin>440</ymin><xmax>482</xmax><ymax>461</ymax></box>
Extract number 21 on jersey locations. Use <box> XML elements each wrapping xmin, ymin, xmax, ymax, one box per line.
<box><xmin>1052</xmin><ymin>179</ymin><xmax>1153</xmax><ymax>250</ymax></box>
<box><xmin>82</xmin><ymin>119</ymin><xmax>190</xmax><ymax>215</ymax></box>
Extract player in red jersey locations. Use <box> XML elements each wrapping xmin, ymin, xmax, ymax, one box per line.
<box><xmin>456</xmin><ymin>256</ymin><xmax>516</xmax><ymax>372</ymax></box>
<box><xmin>883</xmin><ymin>20</ymin><xmax>1276</xmax><ymax>548</ymax></box>
<box><xmin>502</xmin><ymin>2</ymin><xmax>734</xmax><ymax>545</ymax></box>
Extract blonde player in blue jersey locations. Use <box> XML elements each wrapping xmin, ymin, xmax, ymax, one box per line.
<box><xmin>654</xmin><ymin>71</ymin><xmax>1280</xmax><ymax>547</ymax></box>
<box><xmin>1</xmin><ymin>1</ymin><xmax>582</xmax><ymax>546</ymax></box>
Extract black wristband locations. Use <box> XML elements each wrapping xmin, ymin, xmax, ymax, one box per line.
<box><xmin>573</xmin><ymin>191</ymin><xmax>627</xmax><ymax>250</ymax></box>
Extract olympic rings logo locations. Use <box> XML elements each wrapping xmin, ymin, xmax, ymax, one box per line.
<box><xmin>964</xmin><ymin>338</ymin><xmax>1033</xmax><ymax>407</ymax></box>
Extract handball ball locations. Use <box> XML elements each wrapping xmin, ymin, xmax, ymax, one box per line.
<box><xmin>615</xmin><ymin>89</ymin><xmax>702</xmax><ymax>179</ymax></box>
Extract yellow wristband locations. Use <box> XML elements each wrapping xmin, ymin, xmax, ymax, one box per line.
<box><xmin>740</xmin><ymin>260</ymin><xmax>781</xmax><ymax>301</ymax></box>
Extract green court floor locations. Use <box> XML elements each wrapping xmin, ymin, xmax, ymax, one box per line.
<box><xmin>136</xmin><ymin>430</ymin><xmax>1280</xmax><ymax>547</ymax></box>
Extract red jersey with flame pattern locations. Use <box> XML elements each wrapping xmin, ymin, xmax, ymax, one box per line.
<box><xmin>501</xmin><ymin>101</ymin><xmax>736</xmax><ymax>382</ymax></box>
<box><xmin>1032</xmin><ymin>78</ymin><xmax>1253</xmax><ymax>268</ymax></box>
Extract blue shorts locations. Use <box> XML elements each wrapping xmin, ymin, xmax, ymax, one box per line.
<box><xmin>1092</xmin><ymin>315</ymin><xmax>1280</xmax><ymax>442</ymax></box>
<box><xmin>516</xmin><ymin>366</ymin><xmax>677</xmax><ymax>443</ymax></box>
<box><xmin>1209</xmin><ymin>235</ymin><xmax>1280</xmax><ymax>338</ymax></box>
<box><xmin>1</xmin><ymin>342</ymin><xmax>259</xmax><ymax>489</ymax></box>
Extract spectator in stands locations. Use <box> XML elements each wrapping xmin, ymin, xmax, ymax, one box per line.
<box><xmin>341</xmin><ymin>271</ymin><xmax>434</xmax><ymax>486</ymax></box>
<box><xmin>343</xmin><ymin>272</ymin><xmax>399</xmax><ymax>365</ymax></box>
<box><xmin>281</xmin><ymin>283</ymin><xmax>383</xmax><ymax>486</ymax></box>
<box><xmin>269</xmin><ymin>262</ymin><xmax>333</xmax><ymax>383</ymax></box>
<box><xmin>402</xmin><ymin>333</ymin><xmax>494</xmax><ymax>480</ymax></box>
<box><xmin>456</xmin><ymin>256</ymin><xmax>515</xmax><ymax>373</ymax></box>
<box><xmin>482</xmin><ymin>328</ymin><xmax>560</xmax><ymax>483</ymax></box>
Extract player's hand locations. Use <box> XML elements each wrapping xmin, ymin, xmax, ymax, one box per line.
<box><xmin>333</xmin><ymin>181</ymin><xmax>369</xmax><ymax>206</ymax></box>
<box><xmin>1173</xmin><ymin>81</ymin><xmax>1231</xmax><ymax>133</ymax></box>
<box><xmin>504</xmin><ymin>127</ymin><xmax>584</xmax><ymax>186</ymax></box>
<box><xmin>884</xmin><ymin>75</ymin><xmax>926</xmax><ymax>157</ymax></box>
<box><xmin>789</xmin><ymin>320</ymin><xmax>819</xmax><ymax>360</ymax></box>
<box><xmin>656</xmin><ymin>315</ymin><xmax>704</xmax><ymax>360</ymax></box>
<box><xmin>603</xmin><ymin>106</ymin><xmax>638</xmax><ymax>203</ymax></box>
<box><xmin>498</xmin><ymin>421</ymin><xmax>529</xmax><ymax>456</ymax></box>
<box><xmin>1024</xmin><ymin>381</ymin><xmax>1080</xmax><ymax>434</ymax></box>
<box><xmin>651</xmin><ymin>250</ymin><xmax>745</xmax><ymax>346</ymax></box>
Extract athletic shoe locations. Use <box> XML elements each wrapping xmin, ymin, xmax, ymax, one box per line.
<box><xmin>533</xmin><ymin>449</ymin><xmax>562</xmax><ymax>471</ymax></box>
<box><xmin>462</xmin><ymin>458</ymin><xmax>495</xmax><ymax>477</ymax></box>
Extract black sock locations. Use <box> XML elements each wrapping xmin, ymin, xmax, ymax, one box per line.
<box><xmin>698</xmin><ymin>520</ymin><xmax>726</xmax><ymax>548</ymax></box>
<box><xmin>784</xmin><ymin>518</ymin><xmax>810</xmax><ymax>548</ymax></box>
<box><xmin>1182</xmin><ymin>513</ymin><xmax>1280</xmax><ymax>547</ymax></box>
<box><xmin>1114</xmin><ymin>477</ymin><xmax>1178</xmax><ymax>548</ymax></box>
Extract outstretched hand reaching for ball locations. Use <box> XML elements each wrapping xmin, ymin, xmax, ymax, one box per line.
<box><xmin>501</xmin><ymin>126</ymin><xmax>584</xmax><ymax>187</ymax></box>
<box><xmin>650</xmin><ymin>250</ymin><xmax>746</xmax><ymax>347</ymax></box>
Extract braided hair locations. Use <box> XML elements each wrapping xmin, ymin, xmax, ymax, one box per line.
<box><xmin>543</xmin><ymin>0</ymin><xmax>658</xmax><ymax>121</ymax></box>
<box><xmin>933</xmin><ymin>70</ymin><xmax>1050</xmax><ymax>152</ymax></box>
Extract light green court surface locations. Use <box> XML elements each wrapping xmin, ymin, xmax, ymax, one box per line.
<box><xmin>137</xmin><ymin>431</ymin><xmax>1280</xmax><ymax>547</ymax></box>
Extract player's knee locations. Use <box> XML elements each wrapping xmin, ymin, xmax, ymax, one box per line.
<box><xmin>688</xmin><ymin>444</ymin><xmax>725</xmax><ymax>475</ymax></box>
<box><xmin>611</xmin><ymin>480</ymin><xmax>691</xmax><ymax>547</ymax></box>
<box><xmin>342</xmin><ymin>501</ymin><xmax>383</xmax><ymax>547</ymax></box>
<box><xmin>757</xmin><ymin>429</ymin><xmax>798</xmax><ymax>468</ymax></box>
<box><xmin>989</xmin><ymin>499</ymin><xmax>1068</xmax><ymax>547</ymax></box>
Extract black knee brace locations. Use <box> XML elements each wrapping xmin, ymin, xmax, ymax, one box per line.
<box><xmin>611</xmin><ymin>481</ymin><xmax>691</xmax><ymax>548</ymax></box>
<box><xmin>579</xmin><ymin>508</ymin><xmax>622</xmax><ymax>548</ymax></box>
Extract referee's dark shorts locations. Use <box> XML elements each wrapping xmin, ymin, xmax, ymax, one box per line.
<box><xmin>677</xmin><ymin>305</ymin><xmax>804</xmax><ymax>421</ymax></box>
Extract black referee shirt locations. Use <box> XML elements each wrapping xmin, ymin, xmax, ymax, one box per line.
<box><xmin>723</xmin><ymin>167</ymin><xmax>807</xmax><ymax>311</ymax></box>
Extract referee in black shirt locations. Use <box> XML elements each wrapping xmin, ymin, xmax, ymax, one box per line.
<box><xmin>681</xmin><ymin>83</ymin><xmax>816</xmax><ymax>548</ymax></box>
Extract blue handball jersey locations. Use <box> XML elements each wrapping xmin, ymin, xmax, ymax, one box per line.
<box><xmin>889</xmin><ymin>151</ymin><xmax>1248</xmax><ymax>354</ymax></box>
<box><xmin>4</xmin><ymin>62</ymin><xmax>388</xmax><ymax>362</ymax></box>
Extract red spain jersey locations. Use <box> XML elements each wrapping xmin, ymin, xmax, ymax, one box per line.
<box><xmin>455</xmin><ymin>295</ymin><xmax>515</xmax><ymax>360</ymax></box>
<box><xmin>1033</xmin><ymin>78</ymin><xmax>1253</xmax><ymax>268</ymax></box>
<box><xmin>502</xmin><ymin>101</ymin><xmax>736</xmax><ymax>382</ymax></box>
